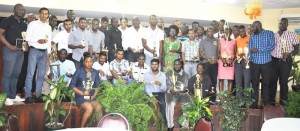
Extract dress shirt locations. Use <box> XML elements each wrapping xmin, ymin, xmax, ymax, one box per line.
<box><xmin>47</xmin><ymin>60</ymin><xmax>76</xmax><ymax>82</ymax></box>
<box><xmin>68</xmin><ymin>28</ymin><xmax>92</xmax><ymax>61</ymax></box>
<box><xmin>52</xmin><ymin>30</ymin><xmax>72</xmax><ymax>53</ymax></box>
<box><xmin>142</xmin><ymin>26</ymin><xmax>164</xmax><ymax>57</ymax></box>
<box><xmin>182</xmin><ymin>40</ymin><xmax>200</xmax><ymax>61</ymax></box>
<box><xmin>90</xmin><ymin>30</ymin><xmax>105</xmax><ymax>53</ymax></box>
<box><xmin>26</xmin><ymin>20</ymin><xmax>52</xmax><ymax>53</ymax></box>
<box><xmin>143</xmin><ymin>71</ymin><xmax>167</xmax><ymax>97</ymax></box>
<box><xmin>122</xmin><ymin>26</ymin><xmax>145</xmax><ymax>51</ymax></box>
<box><xmin>132</xmin><ymin>62</ymin><xmax>150</xmax><ymax>82</ymax></box>
<box><xmin>118</xmin><ymin>26</ymin><xmax>128</xmax><ymax>41</ymax></box>
<box><xmin>109</xmin><ymin>59</ymin><xmax>130</xmax><ymax>79</ymax></box>
<box><xmin>107</xmin><ymin>27</ymin><xmax>123</xmax><ymax>51</ymax></box>
<box><xmin>248</xmin><ymin>30</ymin><xmax>275</xmax><ymax>64</ymax></box>
<box><xmin>200</xmin><ymin>37</ymin><xmax>219</xmax><ymax>63</ymax></box>
<box><xmin>271</xmin><ymin>30</ymin><xmax>299</xmax><ymax>58</ymax></box>
<box><xmin>92</xmin><ymin>61</ymin><xmax>111</xmax><ymax>81</ymax></box>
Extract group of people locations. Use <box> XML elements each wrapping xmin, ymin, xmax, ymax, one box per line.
<box><xmin>1</xmin><ymin>3</ymin><xmax>299</xmax><ymax>129</ymax></box>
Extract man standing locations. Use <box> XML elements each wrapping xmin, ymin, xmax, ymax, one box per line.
<box><xmin>270</xmin><ymin>18</ymin><xmax>299</xmax><ymax>104</ymax></box>
<box><xmin>89</xmin><ymin>18</ymin><xmax>105</xmax><ymax>61</ymax></box>
<box><xmin>165</xmin><ymin>60</ymin><xmax>191</xmax><ymax>131</ymax></box>
<box><xmin>142</xmin><ymin>15</ymin><xmax>164</xmax><ymax>66</ymax></box>
<box><xmin>49</xmin><ymin>15</ymin><xmax>58</xmax><ymax>62</ymax></box>
<box><xmin>92</xmin><ymin>52</ymin><xmax>112</xmax><ymax>82</ymax></box>
<box><xmin>68</xmin><ymin>17</ymin><xmax>91</xmax><ymax>69</ymax></box>
<box><xmin>58</xmin><ymin>10</ymin><xmax>77</xmax><ymax>31</ymax></box>
<box><xmin>143</xmin><ymin>59</ymin><xmax>167</xmax><ymax>124</ymax></box>
<box><xmin>25</xmin><ymin>13</ymin><xmax>36</xmax><ymax>24</ymax></box>
<box><xmin>131</xmin><ymin>53</ymin><xmax>150</xmax><ymax>82</ymax></box>
<box><xmin>0</xmin><ymin>4</ymin><xmax>27</xmax><ymax>103</ymax></box>
<box><xmin>231</xmin><ymin>25</ymin><xmax>240</xmax><ymax>40</ymax></box>
<box><xmin>107</xmin><ymin>18</ymin><xmax>122</xmax><ymax>62</ymax></box>
<box><xmin>123</xmin><ymin>16</ymin><xmax>145</xmax><ymax>62</ymax></box>
<box><xmin>25</xmin><ymin>7</ymin><xmax>52</xmax><ymax>103</ymax></box>
<box><xmin>248</xmin><ymin>21</ymin><xmax>275</xmax><ymax>108</ymax></box>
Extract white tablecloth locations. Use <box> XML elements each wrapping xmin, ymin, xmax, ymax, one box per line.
<box><xmin>261</xmin><ymin>118</ymin><xmax>300</xmax><ymax>131</ymax></box>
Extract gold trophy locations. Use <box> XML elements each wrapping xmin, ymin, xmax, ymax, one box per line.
<box><xmin>82</xmin><ymin>72</ymin><xmax>94</xmax><ymax>100</ymax></box>
<box><xmin>237</xmin><ymin>48</ymin><xmax>243</xmax><ymax>63</ymax></box>
<box><xmin>194</xmin><ymin>74</ymin><xmax>202</xmax><ymax>101</ymax></box>
<box><xmin>153</xmin><ymin>41</ymin><xmax>157</xmax><ymax>57</ymax></box>
<box><xmin>171</xmin><ymin>69</ymin><xmax>178</xmax><ymax>91</ymax></box>
<box><xmin>16</xmin><ymin>31</ymin><xmax>27</xmax><ymax>51</ymax></box>
<box><xmin>244</xmin><ymin>47</ymin><xmax>250</xmax><ymax>69</ymax></box>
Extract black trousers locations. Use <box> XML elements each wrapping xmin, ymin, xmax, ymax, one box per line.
<box><xmin>270</xmin><ymin>57</ymin><xmax>292</xmax><ymax>104</ymax></box>
<box><xmin>153</xmin><ymin>92</ymin><xmax>166</xmax><ymax>124</ymax></box>
<box><xmin>250</xmin><ymin>61</ymin><xmax>272</xmax><ymax>108</ymax></box>
<box><xmin>124</xmin><ymin>50</ymin><xmax>139</xmax><ymax>63</ymax></box>
<box><xmin>203</xmin><ymin>62</ymin><xmax>218</xmax><ymax>101</ymax></box>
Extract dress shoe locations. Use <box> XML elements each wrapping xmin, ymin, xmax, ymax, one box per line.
<box><xmin>167</xmin><ymin>126</ymin><xmax>174</xmax><ymax>131</ymax></box>
<box><xmin>25</xmin><ymin>97</ymin><xmax>36</xmax><ymax>104</ymax></box>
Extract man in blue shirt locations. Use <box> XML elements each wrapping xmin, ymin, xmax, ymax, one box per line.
<box><xmin>248</xmin><ymin>21</ymin><xmax>275</xmax><ymax>108</ymax></box>
<box><xmin>143</xmin><ymin>58</ymin><xmax>167</xmax><ymax>123</ymax></box>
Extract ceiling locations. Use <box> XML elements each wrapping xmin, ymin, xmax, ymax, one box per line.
<box><xmin>0</xmin><ymin>0</ymin><xmax>299</xmax><ymax>27</ymax></box>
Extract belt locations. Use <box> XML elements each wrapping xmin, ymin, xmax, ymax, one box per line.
<box><xmin>272</xmin><ymin>56</ymin><xmax>291</xmax><ymax>61</ymax></box>
<box><xmin>185</xmin><ymin>60</ymin><xmax>200</xmax><ymax>63</ymax></box>
<box><xmin>30</xmin><ymin>46</ymin><xmax>46</xmax><ymax>51</ymax></box>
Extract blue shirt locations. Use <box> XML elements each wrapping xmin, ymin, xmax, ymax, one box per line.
<box><xmin>143</xmin><ymin>71</ymin><xmax>167</xmax><ymax>97</ymax></box>
<box><xmin>68</xmin><ymin>28</ymin><xmax>92</xmax><ymax>61</ymax></box>
<box><xmin>69</xmin><ymin>68</ymin><xmax>101</xmax><ymax>106</ymax></box>
<box><xmin>248</xmin><ymin>30</ymin><xmax>275</xmax><ymax>64</ymax></box>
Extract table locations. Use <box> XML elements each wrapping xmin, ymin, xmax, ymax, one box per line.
<box><xmin>261</xmin><ymin>118</ymin><xmax>300</xmax><ymax>131</ymax></box>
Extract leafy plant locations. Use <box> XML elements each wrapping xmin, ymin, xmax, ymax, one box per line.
<box><xmin>0</xmin><ymin>93</ymin><xmax>17</xmax><ymax>128</ymax></box>
<box><xmin>43</xmin><ymin>76</ymin><xmax>76</xmax><ymax>129</ymax></box>
<box><xmin>179</xmin><ymin>97</ymin><xmax>212</xmax><ymax>129</ymax></box>
<box><xmin>289</xmin><ymin>56</ymin><xmax>300</xmax><ymax>86</ymax></box>
<box><xmin>97</xmin><ymin>81</ymin><xmax>164</xmax><ymax>131</ymax></box>
<box><xmin>216</xmin><ymin>87</ymin><xmax>254</xmax><ymax>131</ymax></box>
<box><xmin>284</xmin><ymin>91</ymin><xmax>300</xmax><ymax>118</ymax></box>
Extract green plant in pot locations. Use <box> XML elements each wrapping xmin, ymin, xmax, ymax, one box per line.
<box><xmin>289</xmin><ymin>56</ymin><xmax>300</xmax><ymax>92</ymax></box>
<box><xmin>216</xmin><ymin>87</ymin><xmax>254</xmax><ymax>131</ymax></box>
<box><xmin>43</xmin><ymin>76</ymin><xmax>75</xmax><ymax>130</ymax></box>
<box><xmin>0</xmin><ymin>93</ymin><xmax>17</xmax><ymax>128</ymax></box>
<box><xmin>284</xmin><ymin>91</ymin><xmax>300</xmax><ymax>118</ymax></box>
<box><xmin>96</xmin><ymin>81</ymin><xmax>164</xmax><ymax>131</ymax></box>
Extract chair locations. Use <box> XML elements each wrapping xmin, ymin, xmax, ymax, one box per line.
<box><xmin>194</xmin><ymin>117</ymin><xmax>213</xmax><ymax>131</ymax></box>
<box><xmin>97</xmin><ymin>113</ymin><xmax>129</xmax><ymax>130</ymax></box>
<box><xmin>262</xmin><ymin>104</ymin><xmax>286</xmax><ymax>122</ymax></box>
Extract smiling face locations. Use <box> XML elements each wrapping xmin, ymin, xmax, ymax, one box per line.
<box><xmin>39</xmin><ymin>9</ymin><xmax>49</xmax><ymax>23</ymax></box>
<box><xmin>14</xmin><ymin>4</ymin><xmax>25</xmax><ymax>18</ymax></box>
<box><xmin>151</xmin><ymin>61</ymin><xmax>159</xmax><ymax>72</ymax></box>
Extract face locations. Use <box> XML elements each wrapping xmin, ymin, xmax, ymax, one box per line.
<box><xmin>78</xmin><ymin>19</ymin><xmax>87</xmax><ymax>30</ymax></box>
<box><xmin>211</xmin><ymin>21</ymin><xmax>219</xmax><ymax>31</ymax></box>
<box><xmin>83</xmin><ymin>57</ymin><xmax>93</xmax><ymax>69</ymax></box>
<box><xmin>27</xmin><ymin>14</ymin><xmax>36</xmax><ymax>23</ymax></box>
<box><xmin>121</xmin><ymin>19</ymin><xmax>128</xmax><ymax>28</ymax></box>
<box><xmin>219</xmin><ymin>21</ymin><xmax>225</xmax><ymax>29</ymax></box>
<box><xmin>149</xmin><ymin>16</ymin><xmax>158</xmax><ymax>27</ymax></box>
<box><xmin>224</xmin><ymin>28</ymin><xmax>232</xmax><ymax>37</ymax></box>
<box><xmin>251</xmin><ymin>23</ymin><xmax>260</xmax><ymax>34</ymax></box>
<box><xmin>279</xmin><ymin>20</ymin><xmax>288</xmax><ymax>31</ymax></box>
<box><xmin>58</xmin><ymin>51</ymin><xmax>67</xmax><ymax>62</ymax></box>
<box><xmin>151</xmin><ymin>62</ymin><xmax>159</xmax><ymax>72</ymax></box>
<box><xmin>207</xmin><ymin>28</ymin><xmax>214</xmax><ymax>38</ymax></box>
<box><xmin>174</xmin><ymin>61</ymin><xmax>182</xmax><ymax>71</ymax></box>
<box><xmin>67</xmin><ymin>11</ymin><xmax>76</xmax><ymax>20</ymax></box>
<box><xmin>197</xmin><ymin>27</ymin><xmax>204</xmax><ymax>36</ymax></box>
<box><xmin>247</xmin><ymin>25</ymin><xmax>253</xmax><ymax>35</ymax></box>
<box><xmin>49</xmin><ymin>17</ymin><xmax>58</xmax><ymax>28</ymax></box>
<box><xmin>39</xmin><ymin>9</ymin><xmax>49</xmax><ymax>22</ymax></box>
<box><xmin>92</xmin><ymin>20</ymin><xmax>100</xmax><ymax>31</ymax></box>
<box><xmin>239</xmin><ymin>28</ymin><xmax>246</xmax><ymax>38</ymax></box>
<box><xmin>137</xmin><ymin>56</ymin><xmax>145</xmax><ymax>65</ymax></box>
<box><xmin>192</xmin><ymin>23</ymin><xmax>199</xmax><ymax>29</ymax></box>
<box><xmin>157</xmin><ymin>19</ymin><xmax>163</xmax><ymax>27</ymax></box>
<box><xmin>116</xmin><ymin>51</ymin><xmax>124</xmax><ymax>60</ymax></box>
<box><xmin>98</xmin><ymin>55</ymin><xmax>107</xmax><ymax>64</ymax></box>
<box><xmin>132</xmin><ymin>17</ymin><xmax>140</xmax><ymax>28</ymax></box>
<box><xmin>111</xmin><ymin>19</ymin><xmax>118</xmax><ymax>28</ymax></box>
<box><xmin>189</xmin><ymin>30</ymin><xmax>195</xmax><ymax>40</ymax></box>
<box><xmin>14</xmin><ymin>5</ymin><xmax>25</xmax><ymax>18</ymax></box>
<box><xmin>232</xmin><ymin>27</ymin><xmax>239</xmax><ymax>36</ymax></box>
<box><xmin>101</xmin><ymin>21</ymin><xmax>108</xmax><ymax>29</ymax></box>
<box><xmin>64</xmin><ymin>21</ymin><xmax>72</xmax><ymax>32</ymax></box>
<box><xmin>196</xmin><ymin>65</ymin><xmax>204</xmax><ymax>74</ymax></box>
<box><xmin>169</xmin><ymin>28</ymin><xmax>176</xmax><ymax>37</ymax></box>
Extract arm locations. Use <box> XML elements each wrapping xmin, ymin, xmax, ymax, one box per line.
<box><xmin>0</xmin><ymin>28</ymin><xmax>18</xmax><ymax>51</ymax></box>
<box><xmin>181</xmin><ymin>43</ymin><xmax>186</xmax><ymax>64</ymax></box>
<box><xmin>69</xmin><ymin>70</ymin><xmax>88</xmax><ymax>96</ymax></box>
<box><xmin>142</xmin><ymin>38</ymin><xmax>153</xmax><ymax>53</ymax></box>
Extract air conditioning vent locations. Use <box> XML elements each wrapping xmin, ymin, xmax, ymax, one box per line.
<box><xmin>280</xmin><ymin>14</ymin><xmax>300</xmax><ymax>23</ymax></box>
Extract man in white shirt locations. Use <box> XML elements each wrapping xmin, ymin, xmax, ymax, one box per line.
<box><xmin>131</xmin><ymin>53</ymin><xmax>150</xmax><ymax>82</ymax></box>
<box><xmin>142</xmin><ymin>15</ymin><xmax>164</xmax><ymax>66</ymax></box>
<box><xmin>25</xmin><ymin>7</ymin><xmax>52</xmax><ymax>103</ymax></box>
<box><xmin>92</xmin><ymin>52</ymin><xmax>112</xmax><ymax>81</ymax></box>
<box><xmin>123</xmin><ymin>16</ymin><xmax>145</xmax><ymax>62</ymax></box>
<box><xmin>52</xmin><ymin>19</ymin><xmax>73</xmax><ymax>60</ymax></box>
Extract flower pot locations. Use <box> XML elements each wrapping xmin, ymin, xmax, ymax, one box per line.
<box><xmin>45</xmin><ymin>122</ymin><xmax>64</xmax><ymax>131</ymax></box>
<box><xmin>292</xmin><ymin>85</ymin><xmax>300</xmax><ymax>92</ymax></box>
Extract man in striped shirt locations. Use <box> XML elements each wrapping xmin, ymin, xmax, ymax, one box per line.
<box><xmin>270</xmin><ymin>18</ymin><xmax>299</xmax><ymax>104</ymax></box>
<box><xmin>248</xmin><ymin>21</ymin><xmax>275</xmax><ymax>108</ymax></box>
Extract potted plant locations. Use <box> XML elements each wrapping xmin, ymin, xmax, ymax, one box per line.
<box><xmin>178</xmin><ymin>97</ymin><xmax>213</xmax><ymax>130</ymax></box>
<box><xmin>43</xmin><ymin>76</ymin><xmax>75</xmax><ymax>130</ymax></box>
<box><xmin>289</xmin><ymin>56</ymin><xmax>300</xmax><ymax>92</ymax></box>
<box><xmin>96</xmin><ymin>81</ymin><xmax>164</xmax><ymax>131</ymax></box>
<box><xmin>284</xmin><ymin>91</ymin><xmax>300</xmax><ymax>118</ymax></box>
<box><xmin>216</xmin><ymin>87</ymin><xmax>254</xmax><ymax>131</ymax></box>
<box><xmin>0</xmin><ymin>93</ymin><xmax>17</xmax><ymax>129</ymax></box>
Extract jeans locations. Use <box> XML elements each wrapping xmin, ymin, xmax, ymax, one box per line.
<box><xmin>1</xmin><ymin>46</ymin><xmax>24</xmax><ymax>99</ymax></box>
<box><xmin>25</xmin><ymin>48</ymin><xmax>47</xmax><ymax>97</ymax></box>
<box><xmin>270</xmin><ymin>57</ymin><xmax>292</xmax><ymax>104</ymax></box>
<box><xmin>250</xmin><ymin>61</ymin><xmax>272</xmax><ymax>108</ymax></box>
<box><xmin>234</xmin><ymin>60</ymin><xmax>251</xmax><ymax>92</ymax></box>
<box><xmin>184</xmin><ymin>62</ymin><xmax>198</xmax><ymax>78</ymax></box>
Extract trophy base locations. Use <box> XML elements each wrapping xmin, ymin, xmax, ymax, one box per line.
<box><xmin>84</xmin><ymin>96</ymin><xmax>91</xmax><ymax>100</ymax></box>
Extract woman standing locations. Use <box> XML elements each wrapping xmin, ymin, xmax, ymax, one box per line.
<box><xmin>163</xmin><ymin>25</ymin><xmax>181</xmax><ymax>72</ymax></box>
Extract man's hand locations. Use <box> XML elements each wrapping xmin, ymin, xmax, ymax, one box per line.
<box><xmin>107</xmin><ymin>75</ymin><xmax>113</xmax><ymax>80</ymax></box>
<box><xmin>46</xmin><ymin>54</ymin><xmax>50</xmax><ymax>62</ymax></box>
<box><xmin>9</xmin><ymin>45</ymin><xmax>19</xmax><ymax>52</ymax></box>
<box><xmin>65</xmin><ymin>72</ymin><xmax>72</xmax><ymax>78</ymax></box>
<box><xmin>78</xmin><ymin>45</ymin><xmax>85</xmax><ymax>49</ymax></box>
<box><xmin>282</xmin><ymin>52</ymin><xmax>289</xmax><ymax>59</ymax></box>
<box><xmin>48</xmin><ymin>72</ymin><xmax>54</xmax><ymax>79</ymax></box>
<box><xmin>238</xmin><ymin>53</ymin><xmax>245</xmax><ymax>58</ymax></box>
<box><xmin>154</xmin><ymin>81</ymin><xmax>161</xmax><ymax>86</ymax></box>
<box><xmin>128</xmin><ymin>71</ymin><xmax>133</xmax><ymax>77</ymax></box>
<box><xmin>98</xmin><ymin>69</ymin><xmax>105</xmax><ymax>76</ymax></box>
<box><xmin>251</xmin><ymin>48</ymin><xmax>258</xmax><ymax>53</ymax></box>
<box><xmin>170</xmin><ymin>89</ymin><xmax>176</xmax><ymax>95</ymax></box>
<box><xmin>221</xmin><ymin>58</ymin><xmax>226</xmax><ymax>64</ymax></box>
<box><xmin>23</xmin><ymin>43</ymin><xmax>29</xmax><ymax>52</ymax></box>
<box><xmin>37</xmin><ymin>39</ymin><xmax>47</xmax><ymax>44</ymax></box>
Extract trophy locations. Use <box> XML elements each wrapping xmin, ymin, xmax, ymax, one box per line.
<box><xmin>237</xmin><ymin>48</ymin><xmax>243</xmax><ymax>63</ymax></box>
<box><xmin>49</xmin><ymin>63</ymin><xmax>60</xmax><ymax>80</ymax></box>
<box><xmin>44</xmin><ymin>35</ymin><xmax>48</xmax><ymax>43</ymax></box>
<box><xmin>81</xmin><ymin>38</ymin><xmax>85</xmax><ymax>47</ymax></box>
<box><xmin>281</xmin><ymin>39</ymin><xmax>287</xmax><ymax>61</ymax></box>
<box><xmin>15</xmin><ymin>31</ymin><xmax>27</xmax><ymax>51</ymax></box>
<box><xmin>244</xmin><ymin>47</ymin><xmax>250</xmax><ymax>69</ymax></box>
<box><xmin>82</xmin><ymin>72</ymin><xmax>94</xmax><ymax>100</ymax></box>
<box><xmin>153</xmin><ymin>41</ymin><xmax>157</xmax><ymax>57</ymax></box>
<box><xmin>194</xmin><ymin>74</ymin><xmax>202</xmax><ymax>100</ymax></box>
<box><xmin>171</xmin><ymin>70</ymin><xmax>178</xmax><ymax>91</ymax></box>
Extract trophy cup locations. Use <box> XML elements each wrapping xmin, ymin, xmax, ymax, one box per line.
<box><xmin>194</xmin><ymin>74</ymin><xmax>202</xmax><ymax>101</ymax></box>
<box><xmin>153</xmin><ymin>41</ymin><xmax>157</xmax><ymax>57</ymax></box>
<box><xmin>281</xmin><ymin>39</ymin><xmax>287</xmax><ymax>62</ymax></box>
<box><xmin>81</xmin><ymin>38</ymin><xmax>85</xmax><ymax>47</ymax></box>
<box><xmin>82</xmin><ymin>72</ymin><xmax>94</xmax><ymax>100</ymax></box>
<box><xmin>45</xmin><ymin>35</ymin><xmax>48</xmax><ymax>43</ymax></box>
<box><xmin>244</xmin><ymin>47</ymin><xmax>250</xmax><ymax>69</ymax></box>
<box><xmin>171</xmin><ymin>70</ymin><xmax>178</xmax><ymax>91</ymax></box>
<box><xmin>237</xmin><ymin>48</ymin><xmax>243</xmax><ymax>63</ymax></box>
<box><xmin>15</xmin><ymin>31</ymin><xmax>27</xmax><ymax>51</ymax></box>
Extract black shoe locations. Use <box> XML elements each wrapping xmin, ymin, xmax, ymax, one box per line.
<box><xmin>25</xmin><ymin>97</ymin><xmax>36</xmax><ymax>104</ymax></box>
<box><xmin>167</xmin><ymin>126</ymin><xmax>174</xmax><ymax>131</ymax></box>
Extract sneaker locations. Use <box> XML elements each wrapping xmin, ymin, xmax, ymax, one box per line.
<box><xmin>5</xmin><ymin>98</ymin><xmax>14</xmax><ymax>106</ymax></box>
<box><xmin>25</xmin><ymin>97</ymin><xmax>36</xmax><ymax>104</ymax></box>
<box><xmin>14</xmin><ymin>95</ymin><xmax>25</xmax><ymax>102</ymax></box>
